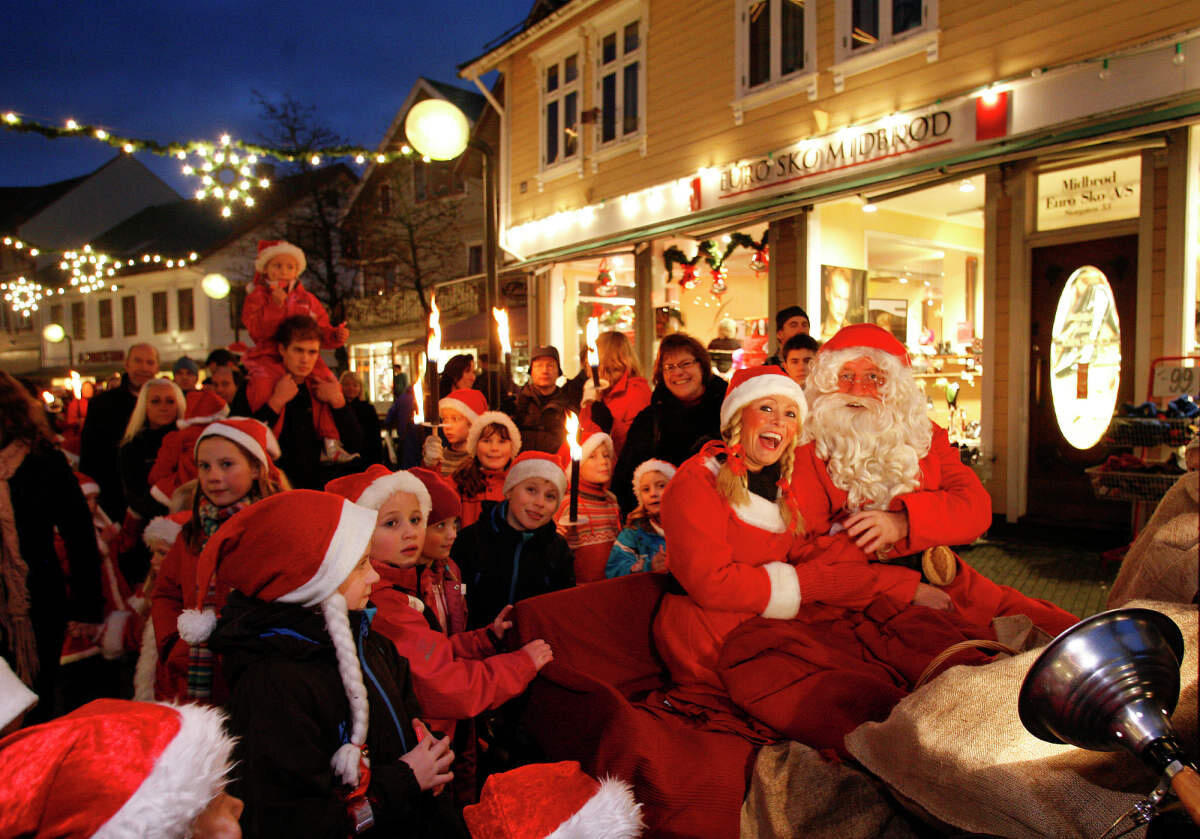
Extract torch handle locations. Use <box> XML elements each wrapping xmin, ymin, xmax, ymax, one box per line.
<box><xmin>591</xmin><ymin>365</ymin><xmax>600</xmax><ymax>388</ymax></box>
<box><xmin>1171</xmin><ymin>766</ymin><xmax>1200</xmax><ymax>826</ymax></box>
<box><xmin>569</xmin><ymin>459</ymin><xmax>580</xmax><ymax>522</ymax></box>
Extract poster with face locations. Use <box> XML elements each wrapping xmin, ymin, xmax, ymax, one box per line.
<box><xmin>820</xmin><ymin>265</ymin><xmax>867</xmax><ymax>340</ymax></box>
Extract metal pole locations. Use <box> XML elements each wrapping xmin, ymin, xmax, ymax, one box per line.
<box><xmin>479</xmin><ymin>141</ymin><xmax>500</xmax><ymax>406</ymax></box>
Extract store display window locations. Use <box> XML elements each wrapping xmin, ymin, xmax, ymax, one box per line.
<box><xmin>349</xmin><ymin>341</ymin><xmax>401</xmax><ymax>405</ymax></box>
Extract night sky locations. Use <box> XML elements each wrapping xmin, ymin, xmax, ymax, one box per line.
<box><xmin>0</xmin><ymin>1</ymin><xmax>531</xmax><ymax>194</ymax></box>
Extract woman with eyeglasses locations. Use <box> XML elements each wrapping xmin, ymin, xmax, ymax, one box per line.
<box><xmin>611</xmin><ymin>332</ymin><xmax>728</xmax><ymax>514</ymax></box>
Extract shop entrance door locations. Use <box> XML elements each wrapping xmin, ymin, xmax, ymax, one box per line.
<box><xmin>1025</xmin><ymin>235</ymin><xmax>1137</xmax><ymax>529</ymax></box>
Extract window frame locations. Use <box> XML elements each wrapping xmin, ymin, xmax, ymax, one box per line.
<box><xmin>121</xmin><ymin>295</ymin><xmax>138</xmax><ymax>337</ymax></box>
<box><xmin>70</xmin><ymin>300</ymin><xmax>87</xmax><ymax>341</ymax></box>
<box><xmin>152</xmin><ymin>291</ymin><xmax>169</xmax><ymax>334</ymax></box>
<box><xmin>177</xmin><ymin>287</ymin><xmax>195</xmax><ymax>332</ymax></box>
<box><xmin>732</xmin><ymin>0</ymin><xmax>818</xmax><ymax>124</ymax></box>
<box><xmin>831</xmin><ymin>0</ymin><xmax>939</xmax><ymax>92</ymax></box>
<box><xmin>98</xmin><ymin>298</ymin><xmax>114</xmax><ymax>338</ymax></box>
<box><xmin>591</xmin><ymin>8</ymin><xmax>647</xmax><ymax>161</ymax></box>
<box><xmin>534</xmin><ymin>35</ymin><xmax>585</xmax><ymax>183</ymax></box>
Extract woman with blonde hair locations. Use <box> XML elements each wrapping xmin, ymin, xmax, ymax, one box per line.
<box><xmin>339</xmin><ymin>369</ymin><xmax>384</xmax><ymax>465</ymax></box>
<box><xmin>582</xmin><ymin>330</ymin><xmax>650</xmax><ymax>458</ymax></box>
<box><xmin>118</xmin><ymin>378</ymin><xmax>186</xmax><ymax>521</ymax></box>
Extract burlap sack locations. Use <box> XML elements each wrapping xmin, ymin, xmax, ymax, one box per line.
<box><xmin>844</xmin><ymin>600</ymin><xmax>1197</xmax><ymax>839</ymax></box>
<box><xmin>1108</xmin><ymin>472</ymin><xmax>1198</xmax><ymax>608</ymax></box>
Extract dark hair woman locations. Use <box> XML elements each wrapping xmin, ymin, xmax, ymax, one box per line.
<box><xmin>438</xmin><ymin>354</ymin><xmax>477</xmax><ymax>399</ymax></box>
<box><xmin>0</xmin><ymin>370</ymin><xmax>102</xmax><ymax>722</ymax></box>
<box><xmin>610</xmin><ymin>332</ymin><xmax>728</xmax><ymax>513</ymax></box>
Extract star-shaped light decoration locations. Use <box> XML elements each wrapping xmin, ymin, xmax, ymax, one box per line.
<box><xmin>0</xmin><ymin>276</ymin><xmax>49</xmax><ymax>317</ymax></box>
<box><xmin>60</xmin><ymin>245</ymin><xmax>116</xmax><ymax>293</ymax></box>
<box><xmin>181</xmin><ymin>135</ymin><xmax>271</xmax><ymax>218</ymax></box>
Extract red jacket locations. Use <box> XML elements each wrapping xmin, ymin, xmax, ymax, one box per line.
<box><xmin>242</xmin><ymin>278</ymin><xmax>341</xmax><ymax>348</ymax></box>
<box><xmin>586</xmin><ymin>371</ymin><xmax>650</xmax><ymax>457</ymax></box>
<box><xmin>146</xmin><ymin>425</ymin><xmax>206</xmax><ymax>507</ymax></box>
<box><xmin>368</xmin><ymin>562</ymin><xmax>537</xmax><ymax>739</ymax></box>
<box><xmin>457</xmin><ymin>466</ymin><xmax>507</xmax><ymax>530</ymax></box>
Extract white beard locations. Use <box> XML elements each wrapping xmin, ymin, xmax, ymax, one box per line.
<box><xmin>807</xmin><ymin>393</ymin><xmax>924</xmax><ymax>511</ymax></box>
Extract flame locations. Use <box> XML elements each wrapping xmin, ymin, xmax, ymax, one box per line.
<box><xmin>585</xmin><ymin>317</ymin><xmax>600</xmax><ymax>369</ymax></box>
<box><xmin>427</xmin><ymin>295</ymin><xmax>441</xmax><ymax>360</ymax></box>
<box><xmin>493</xmin><ymin>307</ymin><xmax>511</xmax><ymax>356</ymax></box>
<box><xmin>41</xmin><ymin>390</ymin><xmax>54</xmax><ymax>405</ymax></box>
<box><xmin>564</xmin><ymin>411</ymin><xmax>582</xmax><ymax>460</ymax></box>
<box><xmin>68</xmin><ymin>370</ymin><xmax>82</xmax><ymax>400</ymax></box>
<box><xmin>413</xmin><ymin>356</ymin><xmax>425</xmax><ymax>424</ymax></box>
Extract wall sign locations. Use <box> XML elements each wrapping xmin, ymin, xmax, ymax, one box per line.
<box><xmin>1036</xmin><ymin>156</ymin><xmax>1140</xmax><ymax>232</ymax></box>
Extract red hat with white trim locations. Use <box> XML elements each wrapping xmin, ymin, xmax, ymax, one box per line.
<box><xmin>467</xmin><ymin>410</ymin><xmax>522</xmax><ymax>457</ymax></box>
<box><xmin>0</xmin><ymin>656</ymin><xmax>36</xmax><ymax>731</ymax></box>
<box><xmin>254</xmin><ymin>239</ymin><xmax>306</xmax><ymax>275</ymax></box>
<box><xmin>74</xmin><ymin>471</ymin><xmax>99</xmax><ymax>497</ymax></box>
<box><xmin>409</xmin><ymin>467</ymin><xmax>462</xmax><ymax>524</ymax></box>
<box><xmin>819</xmin><ymin>323</ymin><xmax>911</xmax><ymax>366</ymax></box>
<box><xmin>632</xmin><ymin>459</ymin><xmax>676</xmax><ymax>497</ymax></box>
<box><xmin>177</xmin><ymin>389</ymin><xmax>229</xmax><ymax>429</ymax></box>
<box><xmin>439</xmin><ymin>388</ymin><xmax>487</xmax><ymax>425</ymax></box>
<box><xmin>502</xmin><ymin>451</ymin><xmax>568</xmax><ymax>498</ymax></box>
<box><xmin>464</xmin><ymin>760</ymin><xmax>644</xmax><ymax>839</ymax></box>
<box><xmin>579</xmin><ymin>425</ymin><xmax>613</xmax><ymax>464</ymax></box>
<box><xmin>719</xmin><ymin>365</ymin><xmax>807</xmax><ymax>430</ymax></box>
<box><xmin>142</xmin><ymin>511</ymin><xmax>191</xmax><ymax>550</ymax></box>
<box><xmin>325</xmin><ymin>464</ymin><xmax>431</xmax><ymax>519</ymax></box>
<box><xmin>0</xmin><ymin>699</ymin><xmax>235</xmax><ymax>839</ymax></box>
<box><xmin>194</xmin><ymin>418</ymin><xmax>281</xmax><ymax>473</ymax></box>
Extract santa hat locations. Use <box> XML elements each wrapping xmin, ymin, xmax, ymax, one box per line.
<box><xmin>632</xmin><ymin>459</ymin><xmax>676</xmax><ymax>497</ymax></box>
<box><xmin>143</xmin><ymin>511</ymin><xmax>191</xmax><ymax>550</ymax></box>
<box><xmin>818</xmin><ymin>323</ymin><xmax>911</xmax><ymax>367</ymax></box>
<box><xmin>187</xmin><ymin>491</ymin><xmax>377</xmax><ymax>787</ymax></box>
<box><xmin>75</xmin><ymin>471</ymin><xmax>100</xmax><ymax>497</ymax></box>
<box><xmin>254</xmin><ymin>239</ymin><xmax>306</xmax><ymax>275</ymax></box>
<box><xmin>439</xmin><ymin>388</ymin><xmax>487</xmax><ymax>425</ymax></box>
<box><xmin>467</xmin><ymin>410</ymin><xmax>522</xmax><ymax>457</ymax></box>
<box><xmin>194</xmin><ymin>418</ymin><xmax>281</xmax><ymax>471</ymax></box>
<box><xmin>503</xmin><ymin>451</ymin><xmax>568</xmax><ymax>498</ymax></box>
<box><xmin>579</xmin><ymin>426</ymin><xmax>613</xmax><ymax>464</ymax></box>
<box><xmin>719</xmin><ymin>366</ymin><xmax>808</xmax><ymax>431</ymax></box>
<box><xmin>410</xmin><ymin>467</ymin><xmax>462</xmax><ymax>524</ymax></box>
<box><xmin>325</xmin><ymin>464</ymin><xmax>431</xmax><ymax>520</ymax></box>
<box><xmin>0</xmin><ymin>656</ymin><xmax>37</xmax><ymax>732</ymax></box>
<box><xmin>0</xmin><ymin>699</ymin><xmax>235</xmax><ymax>839</ymax></box>
<box><xmin>464</xmin><ymin>761</ymin><xmax>644</xmax><ymax>839</ymax></box>
<box><xmin>177</xmin><ymin>389</ymin><xmax>229</xmax><ymax>429</ymax></box>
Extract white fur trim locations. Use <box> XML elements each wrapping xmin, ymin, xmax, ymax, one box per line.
<box><xmin>503</xmin><ymin>460</ymin><xmax>568</xmax><ymax>497</ymax></box>
<box><xmin>149</xmin><ymin>484</ymin><xmax>172</xmax><ymax>507</ymax></box>
<box><xmin>761</xmin><ymin>561</ymin><xmax>801</xmax><ymax>620</ymax></box>
<box><xmin>195</xmin><ymin>421</ymin><xmax>280</xmax><ymax>467</ymax></box>
<box><xmin>100</xmin><ymin>610</ymin><xmax>131</xmax><ymax>660</ymax></box>
<box><xmin>632</xmin><ymin>459</ymin><xmax>676</xmax><ymax>495</ymax></box>
<box><xmin>177</xmin><ymin>608</ymin><xmax>217</xmax><ymax>645</ymax></box>
<box><xmin>438</xmin><ymin>396</ymin><xmax>481</xmax><ymax>424</ymax></box>
<box><xmin>467</xmin><ymin>411</ymin><xmax>522</xmax><ymax>456</ymax></box>
<box><xmin>406</xmin><ymin>594</ymin><xmax>425</xmax><ymax>613</ymax></box>
<box><xmin>0</xmin><ymin>656</ymin><xmax>37</xmax><ymax>730</ymax></box>
<box><xmin>720</xmin><ymin>373</ymin><xmax>807</xmax><ymax>430</ymax></box>
<box><xmin>278</xmin><ymin>500</ymin><xmax>377</xmax><ymax>607</ymax></box>
<box><xmin>354</xmin><ymin>470</ymin><xmax>432</xmax><ymax>520</ymax></box>
<box><xmin>254</xmin><ymin>240</ymin><xmax>306</xmax><ymax>274</ymax></box>
<box><xmin>176</xmin><ymin>404</ymin><xmax>230</xmax><ymax>428</ymax></box>
<box><xmin>79</xmin><ymin>479</ymin><xmax>100</xmax><ymax>496</ymax></box>
<box><xmin>730</xmin><ymin>489</ymin><xmax>787</xmax><ymax>533</ymax></box>
<box><xmin>133</xmin><ymin>621</ymin><xmax>157</xmax><ymax>701</ymax></box>
<box><xmin>143</xmin><ymin>516</ymin><xmax>183</xmax><ymax>548</ymax></box>
<box><xmin>547</xmin><ymin>775</ymin><xmax>645</xmax><ymax>839</ymax></box>
<box><xmin>580</xmin><ymin>432</ymin><xmax>614</xmax><ymax>464</ymax></box>
<box><xmin>94</xmin><ymin>702</ymin><xmax>236</xmax><ymax>839</ymax></box>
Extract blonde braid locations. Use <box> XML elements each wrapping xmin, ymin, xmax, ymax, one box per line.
<box><xmin>323</xmin><ymin>594</ymin><xmax>370</xmax><ymax>786</ymax></box>
<box><xmin>777</xmin><ymin>439</ymin><xmax>806</xmax><ymax>535</ymax></box>
<box><xmin>716</xmin><ymin>413</ymin><xmax>750</xmax><ymax>507</ymax></box>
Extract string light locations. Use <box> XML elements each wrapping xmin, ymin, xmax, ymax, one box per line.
<box><xmin>181</xmin><ymin>136</ymin><xmax>270</xmax><ymax>215</ymax></box>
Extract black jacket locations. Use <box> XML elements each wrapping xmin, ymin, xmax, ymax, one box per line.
<box><xmin>348</xmin><ymin>398</ymin><xmax>384</xmax><ymax>466</ymax></box>
<box><xmin>611</xmin><ymin>374</ymin><xmax>728</xmax><ymax>513</ymax></box>
<box><xmin>210</xmin><ymin>592</ymin><xmax>466</xmax><ymax>839</ymax></box>
<box><xmin>78</xmin><ymin>375</ymin><xmax>138</xmax><ymax>520</ymax></box>
<box><xmin>118</xmin><ymin>425</ymin><xmax>172</xmax><ymax>520</ymax></box>
<box><xmin>503</xmin><ymin>370</ymin><xmax>587</xmax><ymax>454</ymax></box>
<box><xmin>451</xmin><ymin>501</ymin><xmax>575</xmax><ymax>630</ymax></box>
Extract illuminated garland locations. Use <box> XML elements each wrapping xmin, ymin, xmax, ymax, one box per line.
<box><xmin>0</xmin><ymin>276</ymin><xmax>52</xmax><ymax>317</ymax></box>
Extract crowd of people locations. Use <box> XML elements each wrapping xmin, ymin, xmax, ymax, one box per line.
<box><xmin>0</xmin><ymin>243</ymin><xmax>1083</xmax><ymax>837</ymax></box>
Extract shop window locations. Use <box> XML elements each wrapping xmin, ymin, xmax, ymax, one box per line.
<box><xmin>735</xmin><ymin>0</ymin><xmax>816</xmax><ymax>109</ymax></box>
<box><xmin>98</xmin><ymin>298</ymin><xmax>113</xmax><ymax>338</ymax></box>
<box><xmin>594</xmin><ymin>17</ymin><xmax>644</xmax><ymax>149</ymax></box>
<box><xmin>539</xmin><ymin>49</ymin><xmax>581</xmax><ymax>173</ymax></box>
<box><xmin>177</xmin><ymin>288</ymin><xmax>195</xmax><ymax>332</ymax></box>
<box><xmin>349</xmin><ymin>340</ymin><xmax>397</xmax><ymax>403</ymax></box>
<box><xmin>1049</xmin><ymin>266</ymin><xmax>1121</xmax><ymax>450</ymax></box>
<box><xmin>122</xmin><ymin>295</ymin><xmax>137</xmax><ymax>336</ymax></box>
<box><xmin>832</xmin><ymin>0</ymin><xmax>938</xmax><ymax>92</ymax></box>
<box><xmin>152</xmin><ymin>291</ymin><xmax>169</xmax><ymax>334</ymax></box>
<box><xmin>71</xmin><ymin>301</ymin><xmax>86</xmax><ymax>340</ymax></box>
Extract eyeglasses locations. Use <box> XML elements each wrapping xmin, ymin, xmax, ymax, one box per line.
<box><xmin>662</xmin><ymin>359</ymin><xmax>697</xmax><ymax>374</ymax></box>
<box><xmin>838</xmin><ymin>370</ymin><xmax>886</xmax><ymax>387</ymax></box>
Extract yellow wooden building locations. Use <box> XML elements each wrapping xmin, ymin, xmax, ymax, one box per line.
<box><xmin>458</xmin><ymin>0</ymin><xmax>1200</xmax><ymax>528</ymax></box>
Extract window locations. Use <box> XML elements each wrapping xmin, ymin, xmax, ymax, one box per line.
<box><xmin>467</xmin><ymin>244</ymin><xmax>483</xmax><ymax>276</ymax></box>
<box><xmin>122</xmin><ymin>295</ymin><xmax>137</xmax><ymax>336</ymax></box>
<box><xmin>177</xmin><ymin>288</ymin><xmax>194</xmax><ymax>331</ymax></box>
<box><xmin>378</xmin><ymin>183</ymin><xmax>392</xmax><ymax>216</ymax></box>
<box><xmin>50</xmin><ymin>303</ymin><xmax>63</xmax><ymax>325</ymax></box>
<box><xmin>540</xmin><ymin>50</ymin><xmax>581</xmax><ymax>170</ymax></box>
<box><xmin>71</xmin><ymin>301</ymin><xmax>86</xmax><ymax>340</ymax></box>
<box><xmin>849</xmin><ymin>0</ymin><xmax>923</xmax><ymax>51</ymax></box>
<box><xmin>595</xmin><ymin>18</ymin><xmax>644</xmax><ymax>147</ymax></box>
<box><xmin>833</xmin><ymin>0</ymin><xmax>938</xmax><ymax>84</ymax></box>
<box><xmin>99</xmin><ymin>298</ymin><xmax>113</xmax><ymax>338</ymax></box>
<box><xmin>743</xmin><ymin>0</ymin><xmax>811</xmax><ymax>90</ymax></box>
<box><xmin>152</xmin><ymin>291</ymin><xmax>168</xmax><ymax>333</ymax></box>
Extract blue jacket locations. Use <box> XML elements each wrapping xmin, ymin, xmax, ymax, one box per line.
<box><xmin>606</xmin><ymin>519</ymin><xmax>666</xmax><ymax>578</ymax></box>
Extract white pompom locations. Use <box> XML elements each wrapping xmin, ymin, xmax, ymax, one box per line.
<box><xmin>331</xmin><ymin>742</ymin><xmax>363</xmax><ymax>786</ymax></box>
<box><xmin>177</xmin><ymin>608</ymin><xmax>217</xmax><ymax>644</ymax></box>
<box><xmin>100</xmin><ymin>610</ymin><xmax>131</xmax><ymax>660</ymax></box>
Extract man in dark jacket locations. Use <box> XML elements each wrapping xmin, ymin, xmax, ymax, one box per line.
<box><xmin>504</xmin><ymin>345</ymin><xmax>586</xmax><ymax>453</ymax></box>
<box><xmin>79</xmin><ymin>343</ymin><xmax>159</xmax><ymax>520</ymax></box>
<box><xmin>763</xmin><ymin>305</ymin><xmax>810</xmax><ymax>368</ymax></box>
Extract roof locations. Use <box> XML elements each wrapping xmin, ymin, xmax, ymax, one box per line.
<box><xmin>458</xmin><ymin>0</ymin><xmax>588</xmax><ymax>77</ymax></box>
<box><xmin>91</xmin><ymin>164</ymin><xmax>356</xmax><ymax>265</ymax></box>
<box><xmin>0</xmin><ymin>174</ymin><xmax>88</xmax><ymax>232</ymax></box>
<box><xmin>423</xmin><ymin>78</ymin><xmax>487</xmax><ymax>124</ymax></box>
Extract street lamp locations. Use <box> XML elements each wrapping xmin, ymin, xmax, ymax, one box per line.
<box><xmin>201</xmin><ymin>272</ymin><xmax>231</xmax><ymax>299</ymax></box>
<box><xmin>42</xmin><ymin>322</ymin><xmax>73</xmax><ymax>367</ymax></box>
<box><xmin>404</xmin><ymin>98</ymin><xmax>500</xmax><ymax>403</ymax></box>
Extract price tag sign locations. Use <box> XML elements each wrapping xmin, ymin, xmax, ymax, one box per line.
<box><xmin>1151</xmin><ymin>364</ymin><xmax>1198</xmax><ymax>398</ymax></box>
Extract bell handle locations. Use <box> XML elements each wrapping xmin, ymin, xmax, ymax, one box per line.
<box><xmin>1171</xmin><ymin>765</ymin><xmax>1200</xmax><ymax>826</ymax></box>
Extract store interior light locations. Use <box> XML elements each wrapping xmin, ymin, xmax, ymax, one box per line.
<box><xmin>862</xmin><ymin>201</ymin><xmax>877</xmax><ymax>213</ymax></box>
<box><xmin>959</xmin><ymin>179</ymin><xmax>976</xmax><ymax>193</ymax></box>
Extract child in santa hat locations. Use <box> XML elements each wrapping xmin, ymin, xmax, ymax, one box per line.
<box><xmin>326</xmin><ymin>464</ymin><xmax>553</xmax><ymax>807</ymax></box>
<box><xmin>203</xmin><ymin>490</ymin><xmax>466</xmax><ymax>838</ymax></box>
<box><xmin>423</xmin><ymin>387</ymin><xmax>487</xmax><ymax>478</ymax></box>
<box><xmin>145</xmin><ymin>388</ymin><xmax>229</xmax><ymax>507</ymax></box>
<box><xmin>606</xmin><ymin>459</ymin><xmax>675</xmax><ymax>578</ymax></box>
<box><xmin>131</xmin><ymin>512</ymin><xmax>189</xmax><ymax>701</ymax></box>
<box><xmin>150</xmin><ymin>418</ymin><xmax>290</xmax><ymax>703</ymax></box>
<box><xmin>241</xmin><ymin>239</ymin><xmax>358</xmax><ymax>465</ymax></box>
<box><xmin>0</xmin><ymin>698</ymin><xmax>243</xmax><ymax>838</ymax></box>
<box><xmin>453</xmin><ymin>409</ymin><xmax>522</xmax><ymax>528</ymax></box>
<box><xmin>555</xmin><ymin>425</ymin><xmax>621</xmax><ymax>584</ymax></box>
<box><xmin>452</xmin><ymin>451</ymin><xmax>575</xmax><ymax>630</ymax></box>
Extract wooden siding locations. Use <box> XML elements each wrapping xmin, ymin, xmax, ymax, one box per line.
<box><xmin>1151</xmin><ymin>162</ymin><xmax>1169</xmax><ymax>355</ymax></box>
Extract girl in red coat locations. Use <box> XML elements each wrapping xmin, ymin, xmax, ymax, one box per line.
<box><xmin>454</xmin><ymin>410</ymin><xmax>521</xmax><ymax>528</ymax></box>
<box><xmin>582</xmin><ymin>331</ymin><xmax>651</xmax><ymax>458</ymax></box>
<box><xmin>150</xmin><ymin>418</ymin><xmax>289</xmax><ymax>702</ymax></box>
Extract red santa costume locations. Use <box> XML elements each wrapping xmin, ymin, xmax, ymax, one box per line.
<box><xmin>457</xmin><ymin>410</ymin><xmax>522</xmax><ymax>528</ymax></box>
<box><xmin>146</xmin><ymin>389</ymin><xmax>229</xmax><ymax>507</ymax></box>
<box><xmin>714</xmin><ymin>325</ymin><xmax>1078</xmax><ymax>755</ymax></box>
<box><xmin>132</xmin><ymin>512</ymin><xmax>190</xmax><ymax>701</ymax></box>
